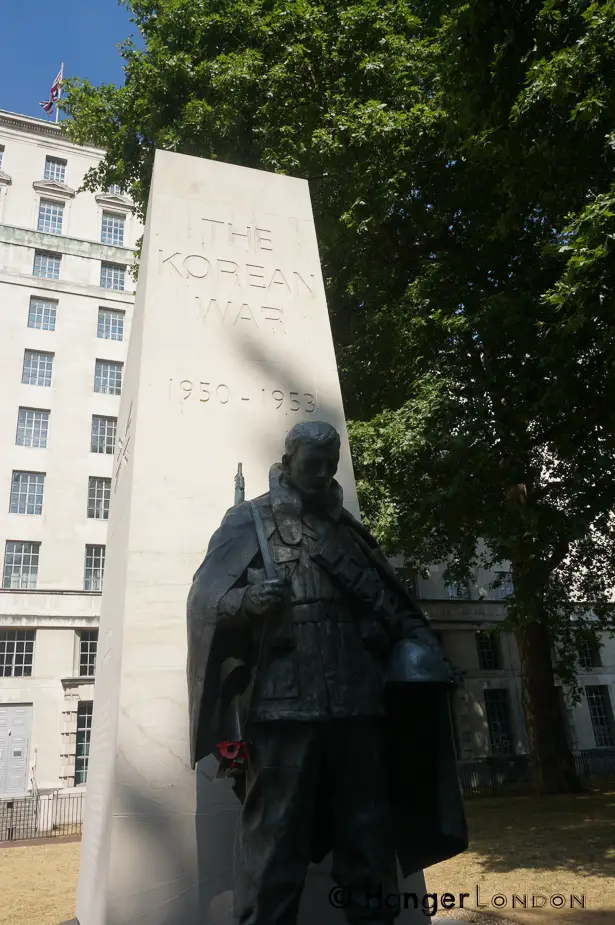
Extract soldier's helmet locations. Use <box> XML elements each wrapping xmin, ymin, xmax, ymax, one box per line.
<box><xmin>386</xmin><ymin>637</ymin><xmax>457</xmax><ymax>685</ymax></box>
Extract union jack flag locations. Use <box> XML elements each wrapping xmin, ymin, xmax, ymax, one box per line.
<box><xmin>40</xmin><ymin>66</ymin><xmax>64</xmax><ymax>116</ymax></box>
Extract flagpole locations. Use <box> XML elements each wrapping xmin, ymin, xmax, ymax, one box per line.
<box><xmin>55</xmin><ymin>63</ymin><xmax>64</xmax><ymax>124</ymax></box>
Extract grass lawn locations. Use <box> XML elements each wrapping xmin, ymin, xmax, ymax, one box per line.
<box><xmin>427</xmin><ymin>790</ymin><xmax>615</xmax><ymax>924</ymax></box>
<box><xmin>0</xmin><ymin>839</ymin><xmax>80</xmax><ymax>925</ymax></box>
<box><xmin>0</xmin><ymin>791</ymin><xmax>613</xmax><ymax>925</ymax></box>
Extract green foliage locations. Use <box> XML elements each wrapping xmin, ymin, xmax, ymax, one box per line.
<box><xmin>63</xmin><ymin>0</ymin><xmax>615</xmax><ymax>710</ymax></box>
<box><xmin>347</xmin><ymin>0</ymin><xmax>615</xmax><ymax>701</ymax></box>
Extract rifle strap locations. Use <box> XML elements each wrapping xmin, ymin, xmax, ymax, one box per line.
<box><xmin>240</xmin><ymin>501</ymin><xmax>276</xmax><ymax>742</ymax></box>
<box><xmin>311</xmin><ymin>539</ymin><xmax>387</xmax><ymax>614</ymax></box>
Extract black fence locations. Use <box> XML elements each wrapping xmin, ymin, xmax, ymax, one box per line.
<box><xmin>2</xmin><ymin>750</ymin><xmax>615</xmax><ymax>841</ymax></box>
<box><xmin>0</xmin><ymin>791</ymin><xmax>84</xmax><ymax>842</ymax></box>
<box><xmin>459</xmin><ymin>748</ymin><xmax>615</xmax><ymax>798</ymax></box>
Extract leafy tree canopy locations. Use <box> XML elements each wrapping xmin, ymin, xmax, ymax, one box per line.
<box><xmin>63</xmin><ymin>0</ymin><xmax>615</xmax><ymax>789</ymax></box>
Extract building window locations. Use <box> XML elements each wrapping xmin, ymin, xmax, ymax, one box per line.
<box><xmin>0</xmin><ymin>144</ymin><xmax>4</xmax><ymax>170</ymax></box>
<box><xmin>16</xmin><ymin>408</ymin><xmax>49</xmax><ymax>448</ymax></box>
<box><xmin>94</xmin><ymin>359</ymin><xmax>123</xmax><ymax>395</ymax></box>
<box><xmin>79</xmin><ymin>630</ymin><xmax>98</xmax><ymax>677</ymax></box>
<box><xmin>2</xmin><ymin>541</ymin><xmax>40</xmax><ymax>589</ymax></box>
<box><xmin>97</xmin><ymin>308</ymin><xmax>124</xmax><ymax>341</ymax></box>
<box><xmin>101</xmin><ymin>212</ymin><xmax>125</xmax><ymax>246</ymax></box>
<box><xmin>579</xmin><ymin>637</ymin><xmax>602</xmax><ymax>670</ymax></box>
<box><xmin>586</xmin><ymin>686</ymin><xmax>615</xmax><ymax>748</ymax></box>
<box><xmin>476</xmin><ymin>631</ymin><xmax>501</xmax><ymax>670</ymax></box>
<box><xmin>9</xmin><ymin>471</ymin><xmax>45</xmax><ymax>515</ymax></box>
<box><xmin>484</xmin><ymin>688</ymin><xmax>515</xmax><ymax>756</ymax></box>
<box><xmin>28</xmin><ymin>296</ymin><xmax>57</xmax><ymax>331</ymax></box>
<box><xmin>44</xmin><ymin>156</ymin><xmax>66</xmax><ymax>183</ymax></box>
<box><xmin>91</xmin><ymin>415</ymin><xmax>117</xmax><ymax>454</ymax></box>
<box><xmin>100</xmin><ymin>262</ymin><xmax>125</xmax><ymax>291</ymax></box>
<box><xmin>37</xmin><ymin>199</ymin><xmax>64</xmax><ymax>235</ymax></box>
<box><xmin>87</xmin><ymin>477</ymin><xmax>111</xmax><ymax>520</ymax></box>
<box><xmin>33</xmin><ymin>250</ymin><xmax>61</xmax><ymax>280</ymax></box>
<box><xmin>22</xmin><ymin>349</ymin><xmax>53</xmax><ymax>387</ymax></box>
<box><xmin>84</xmin><ymin>544</ymin><xmax>105</xmax><ymax>592</ymax></box>
<box><xmin>75</xmin><ymin>701</ymin><xmax>93</xmax><ymax>785</ymax></box>
<box><xmin>0</xmin><ymin>630</ymin><xmax>35</xmax><ymax>678</ymax></box>
<box><xmin>108</xmin><ymin>183</ymin><xmax>122</xmax><ymax>195</ymax></box>
<box><xmin>495</xmin><ymin>570</ymin><xmax>514</xmax><ymax>599</ymax></box>
<box><xmin>446</xmin><ymin>582</ymin><xmax>470</xmax><ymax>600</ymax></box>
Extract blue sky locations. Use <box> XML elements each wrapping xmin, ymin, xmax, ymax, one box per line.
<box><xmin>1</xmin><ymin>1</ymin><xmax>136</xmax><ymax>121</ymax></box>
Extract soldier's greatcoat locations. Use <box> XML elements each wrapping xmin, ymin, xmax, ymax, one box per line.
<box><xmin>187</xmin><ymin>465</ymin><xmax>467</xmax><ymax>876</ymax></box>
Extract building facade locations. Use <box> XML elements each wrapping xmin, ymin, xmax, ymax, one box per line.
<box><xmin>410</xmin><ymin>563</ymin><xmax>615</xmax><ymax>761</ymax></box>
<box><xmin>0</xmin><ymin>110</ymin><xmax>139</xmax><ymax>797</ymax></box>
<box><xmin>0</xmin><ymin>110</ymin><xmax>613</xmax><ymax>800</ymax></box>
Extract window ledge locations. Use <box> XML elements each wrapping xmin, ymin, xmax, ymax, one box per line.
<box><xmin>0</xmin><ymin>588</ymin><xmax>101</xmax><ymax>595</ymax></box>
<box><xmin>61</xmin><ymin>676</ymin><xmax>95</xmax><ymax>689</ymax></box>
<box><xmin>0</xmin><ymin>170</ymin><xmax>12</xmax><ymax>187</ymax></box>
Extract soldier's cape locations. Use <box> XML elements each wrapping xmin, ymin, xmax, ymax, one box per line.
<box><xmin>187</xmin><ymin>465</ymin><xmax>468</xmax><ymax>876</ymax></box>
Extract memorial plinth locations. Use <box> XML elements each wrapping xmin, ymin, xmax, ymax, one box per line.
<box><xmin>75</xmin><ymin>150</ymin><xmax>430</xmax><ymax>925</ymax></box>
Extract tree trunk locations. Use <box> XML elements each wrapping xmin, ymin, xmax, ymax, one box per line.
<box><xmin>515</xmin><ymin>618</ymin><xmax>584</xmax><ymax>793</ymax></box>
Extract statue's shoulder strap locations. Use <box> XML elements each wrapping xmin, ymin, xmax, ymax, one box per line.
<box><xmin>340</xmin><ymin>507</ymin><xmax>379</xmax><ymax>548</ymax></box>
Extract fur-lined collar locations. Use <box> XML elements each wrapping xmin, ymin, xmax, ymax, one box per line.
<box><xmin>268</xmin><ymin>463</ymin><xmax>344</xmax><ymax>545</ymax></box>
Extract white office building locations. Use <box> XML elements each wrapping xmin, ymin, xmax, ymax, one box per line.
<box><xmin>414</xmin><ymin>567</ymin><xmax>615</xmax><ymax>762</ymax></box>
<box><xmin>0</xmin><ymin>109</ymin><xmax>139</xmax><ymax>798</ymax></box>
<box><xmin>0</xmin><ymin>109</ymin><xmax>613</xmax><ymax>802</ymax></box>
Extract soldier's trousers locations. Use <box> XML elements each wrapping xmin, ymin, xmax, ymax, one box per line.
<box><xmin>234</xmin><ymin>717</ymin><xmax>399</xmax><ymax>925</ymax></box>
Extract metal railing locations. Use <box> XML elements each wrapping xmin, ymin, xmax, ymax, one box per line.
<box><xmin>2</xmin><ymin>749</ymin><xmax>614</xmax><ymax>841</ymax></box>
<box><xmin>0</xmin><ymin>791</ymin><xmax>84</xmax><ymax>842</ymax></box>
<box><xmin>459</xmin><ymin>749</ymin><xmax>615</xmax><ymax>797</ymax></box>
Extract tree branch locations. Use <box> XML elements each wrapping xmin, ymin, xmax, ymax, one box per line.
<box><xmin>544</xmin><ymin>533</ymin><xmax>571</xmax><ymax>575</ymax></box>
<box><xmin>531</xmin><ymin>481</ymin><xmax>563</xmax><ymax>502</ymax></box>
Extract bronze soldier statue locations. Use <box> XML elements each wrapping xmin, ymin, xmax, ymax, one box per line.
<box><xmin>187</xmin><ymin>421</ymin><xmax>467</xmax><ymax>925</ymax></box>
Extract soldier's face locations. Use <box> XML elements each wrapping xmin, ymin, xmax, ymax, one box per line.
<box><xmin>283</xmin><ymin>444</ymin><xmax>339</xmax><ymax>497</ymax></box>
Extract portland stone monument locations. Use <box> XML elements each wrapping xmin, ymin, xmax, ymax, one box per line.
<box><xmin>75</xmin><ymin>150</ymin><xmax>466</xmax><ymax>925</ymax></box>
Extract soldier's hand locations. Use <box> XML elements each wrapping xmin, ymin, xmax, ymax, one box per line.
<box><xmin>244</xmin><ymin>579</ymin><xmax>288</xmax><ymax>618</ymax></box>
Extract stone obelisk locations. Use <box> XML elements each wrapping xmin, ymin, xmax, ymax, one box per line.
<box><xmin>75</xmin><ymin>150</ymin><xmax>430</xmax><ymax>925</ymax></box>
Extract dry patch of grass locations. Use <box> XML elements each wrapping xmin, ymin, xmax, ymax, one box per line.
<box><xmin>427</xmin><ymin>790</ymin><xmax>615</xmax><ymax>925</ymax></box>
<box><xmin>0</xmin><ymin>840</ymin><xmax>79</xmax><ymax>925</ymax></box>
<box><xmin>0</xmin><ymin>791</ymin><xmax>614</xmax><ymax>925</ymax></box>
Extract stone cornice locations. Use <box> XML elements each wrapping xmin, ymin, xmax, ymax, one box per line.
<box><xmin>0</xmin><ymin>588</ymin><xmax>101</xmax><ymax>596</ymax></box>
<box><xmin>0</xmin><ymin>591</ymin><xmax>101</xmax><ymax>627</ymax></box>
<box><xmin>0</xmin><ymin>615</ymin><xmax>100</xmax><ymax>629</ymax></box>
<box><xmin>33</xmin><ymin>179</ymin><xmax>76</xmax><ymax>201</ymax></box>
<box><xmin>0</xmin><ymin>110</ymin><xmax>105</xmax><ymax>156</ymax></box>
<box><xmin>95</xmin><ymin>192</ymin><xmax>135</xmax><ymax>214</ymax></box>
<box><xmin>421</xmin><ymin>599</ymin><xmax>508</xmax><ymax>625</ymax></box>
<box><xmin>0</xmin><ymin>269</ymin><xmax>135</xmax><ymax>304</ymax></box>
<box><xmin>0</xmin><ymin>222</ymin><xmax>136</xmax><ymax>263</ymax></box>
<box><xmin>0</xmin><ymin>110</ymin><xmax>63</xmax><ymax>139</ymax></box>
<box><xmin>0</xmin><ymin>170</ymin><xmax>12</xmax><ymax>187</ymax></box>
